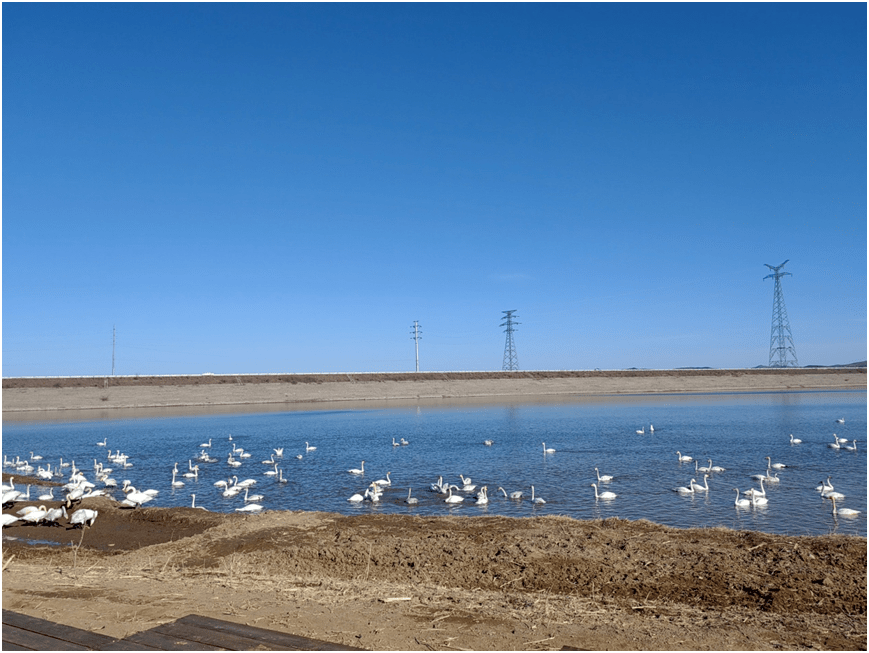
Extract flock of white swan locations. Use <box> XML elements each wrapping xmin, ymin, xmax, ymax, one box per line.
<box><xmin>1</xmin><ymin>416</ymin><xmax>863</xmax><ymax>531</ymax></box>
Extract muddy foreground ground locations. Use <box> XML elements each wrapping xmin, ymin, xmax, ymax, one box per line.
<box><xmin>2</xmin><ymin>369</ymin><xmax>866</xmax><ymax>650</ymax></box>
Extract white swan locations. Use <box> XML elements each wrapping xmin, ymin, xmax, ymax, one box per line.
<box><xmin>444</xmin><ymin>486</ymin><xmax>464</xmax><ymax>504</ymax></box>
<box><xmin>243</xmin><ymin>487</ymin><xmax>264</xmax><ymax>503</ymax></box>
<box><xmin>733</xmin><ymin>488</ymin><xmax>751</xmax><ymax>508</ymax></box>
<box><xmin>348</xmin><ymin>461</ymin><xmax>365</xmax><ymax>475</ymax></box>
<box><xmin>828</xmin><ymin>435</ymin><xmax>841</xmax><ymax>449</ymax></box>
<box><xmin>822</xmin><ymin>487</ymin><xmax>845</xmax><ymax>501</ymax></box>
<box><xmin>475</xmin><ymin>486</ymin><xmax>489</xmax><ymax>505</ymax></box>
<box><xmin>636</xmin><ymin>427</ymin><xmax>645</xmax><ymax>435</ymax></box>
<box><xmin>38</xmin><ymin>488</ymin><xmax>55</xmax><ymax>501</ymax></box>
<box><xmin>262</xmin><ymin>454</ymin><xmax>276</xmax><ymax>465</ymax></box>
<box><xmin>843</xmin><ymin>440</ymin><xmax>857</xmax><ymax>452</ymax></box>
<box><xmin>263</xmin><ymin>463</ymin><xmax>278</xmax><ymax>477</ymax></box>
<box><xmin>190</xmin><ymin>494</ymin><xmax>208</xmax><ymax>510</ymax></box>
<box><xmin>21</xmin><ymin>505</ymin><xmax>49</xmax><ymax>524</ymax></box>
<box><xmin>235</xmin><ymin>503</ymin><xmax>263</xmax><ymax>513</ymax></box>
<box><xmin>171</xmin><ymin>470</ymin><xmax>185</xmax><ymax>488</ymax></box>
<box><xmin>348</xmin><ymin>491</ymin><xmax>364</xmax><ymax>502</ymax></box>
<box><xmin>96</xmin><ymin>438</ymin><xmax>107</xmax><ymax>447</ymax></box>
<box><xmin>595</xmin><ymin>467</ymin><xmax>613</xmax><ymax>483</ymax></box>
<box><xmin>373</xmin><ymin>471</ymin><xmax>392</xmax><ymax>487</ymax></box>
<box><xmin>199</xmin><ymin>438</ymin><xmax>212</xmax><ymax>448</ymax></box>
<box><xmin>591</xmin><ymin>483</ymin><xmax>616</xmax><ymax>500</ymax></box>
<box><xmin>278</xmin><ymin>469</ymin><xmax>288</xmax><ymax>484</ymax></box>
<box><xmin>392</xmin><ymin>437</ymin><xmax>400</xmax><ymax>447</ymax></box>
<box><xmin>483</xmin><ymin>440</ymin><xmax>494</xmax><ymax>446</ymax></box>
<box><xmin>763</xmin><ymin>471</ymin><xmax>780</xmax><ymax>484</ymax></box>
<box><xmin>498</xmin><ymin>486</ymin><xmax>523</xmax><ymax>499</ymax></box>
<box><xmin>1</xmin><ymin>514</ymin><xmax>19</xmax><ymax>528</ymax></box>
<box><xmin>531</xmin><ymin>485</ymin><xmax>546</xmax><ymax>504</ymax></box>
<box><xmin>305</xmin><ymin>442</ymin><xmax>316</xmax><ymax>451</ymax></box>
<box><xmin>406</xmin><ymin>488</ymin><xmax>418</xmax><ymax>505</ymax></box>
<box><xmin>542</xmin><ymin>443</ymin><xmax>556</xmax><ymax>453</ymax></box>
<box><xmin>70</xmin><ymin>508</ymin><xmax>98</xmax><ymax>528</ymax></box>
<box><xmin>751</xmin><ymin>493</ymin><xmax>768</xmax><ymax>507</ymax></box>
<box><xmin>743</xmin><ymin>477</ymin><xmax>766</xmax><ymax>497</ymax></box>
<box><xmin>121</xmin><ymin>486</ymin><xmax>154</xmax><ymax>508</ymax></box>
<box><xmin>710</xmin><ymin>460</ymin><xmax>726</xmax><ymax>472</ymax></box>
<box><xmin>649</xmin><ymin>424</ymin><xmax>654</xmax><ymax>432</ymax></box>
<box><xmin>789</xmin><ymin>434</ymin><xmax>802</xmax><ymax>444</ymax></box>
<box><xmin>673</xmin><ymin>480</ymin><xmax>695</xmax><ymax>494</ymax></box>
<box><xmin>766</xmin><ymin>456</ymin><xmax>786</xmax><ymax>470</ymax></box>
<box><xmin>274</xmin><ymin>448</ymin><xmax>284</xmax><ymax>457</ymax></box>
<box><xmin>816</xmin><ymin>476</ymin><xmax>833</xmax><ymax>492</ymax></box>
<box><xmin>676</xmin><ymin>451</ymin><xmax>692</xmax><ymax>462</ymax></box>
<box><xmin>697</xmin><ymin>460</ymin><xmax>711</xmax><ymax>474</ymax></box>
<box><xmin>831</xmin><ymin>496</ymin><xmax>859</xmax><ymax>517</ymax></box>
<box><xmin>690</xmin><ymin>474</ymin><xmax>710</xmax><ymax>493</ymax></box>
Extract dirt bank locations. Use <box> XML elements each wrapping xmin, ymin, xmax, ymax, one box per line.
<box><xmin>3</xmin><ymin>368</ymin><xmax>864</xmax><ymax>419</ymax></box>
<box><xmin>1</xmin><ymin>494</ymin><xmax>865</xmax><ymax>651</ymax></box>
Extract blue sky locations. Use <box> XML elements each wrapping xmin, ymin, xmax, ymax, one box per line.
<box><xmin>3</xmin><ymin>3</ymin><xmax>866</xmax><ymax>376</ymax></box>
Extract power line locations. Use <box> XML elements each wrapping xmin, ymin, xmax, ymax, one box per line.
<box><xmin>500</xmin><ymin>310</ymin><xmax>520</xmax><ymax>371</ymax></box>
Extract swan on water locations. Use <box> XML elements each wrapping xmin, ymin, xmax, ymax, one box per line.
<box><xmin>483</xmin><ymin>440</ymin><xmax>494</xmax><ymax>446</ymax></box>
<box><xmin>96</xmin><ymin>438</ymin><xmax>107</xmax><ymax>447</ymax></box>
<box><xmin>348</xmin><ymin>461</ymin><xmax>365</xmax><ymax>475</ymax></box>
<box><xmin>750</xmin><ymin>493</ymin><xmax>768</xmax><ymax>507</ymax></box>
<box><xmin>243</xmin><ymin>487</ymin><xmax>264</xmax><ymax>503</ymax></box>
<box><xmin>743</xmin><ymin>477</ymin><xmax>766</xmax><ymax>497</ymax></box>
<box><xmin>373</xmin><ymin>471</ymin><xmax>392</xmax><ymax>487</ymax></box>
<box><xmin>392</xmin><ymin>438</ymin><xmax>400</xmax><ymax>447</ymax></box>
<box><xmin>542</xmin><ymin>443</ymin><xmax>556</xmax><ymax>453</ymax></box>
<box><xmin>531</xmin><ymin>485</ymin><xmax>546</xmax><ymax>504</ymax></box>
<box><xmin>673</xmin><ymin>480</ymin><xmax>695</xmax><ymax>494</ymax></box>
<box><xmin>305</xmin><ymin>442</ymin><xmax>316</xmax><ymax>451</ymax></box>
<box><xmin>190</xmin><ymin>494</ymin><xmax>208</xmax><ymax>510</ymax></box>
<box><xmin>595</xmin><ymin>467</ymin><xmax>613</xmax><ymax>483</ymax></box>
<box><xmin>789</xmin><ymin>434</ymin><xmax>802</xmax><ymax>444</ymax></box>
<box><xmin>444</xmin><ymin>486</ymin><xmax>464</xmax><ymax>504</ymax></box>
<box><xmin>815</xmin><ymin>476</ymin><xmax>833</xmax><ymax>492</ymax></box>
<box><xmin>591</xmin><ymin>483</ymin><xmax>616</xmax><ymax>500</ymax></box>
<box><xmin>38</xmin><ymin>488</ymin><xmax>55</xmax><ymax>501</ymax></box>
<box><xmin>676</xmin><ymin>451</ymin><xmax>692</xmax><ymax>462</ymax></box>
<box><xmin>766</xmin><ymin>456</ymin><xmax>786</xmax><ymax>470</ymax></box>
<box><xmin>836</xmin><ymin>418</ymin><xmax>845</xmax><ymax>424</ymax></box>
<box><xmin>690</xmin><ymin>475</ymin><xmax>710</xmax><ymax>493</ymax></box>
<box><xmin>475</xmin><ymin>486</ymin><xmax>489</xmax><ymax>505</ymax></box>
<box><xmin>498</xmin><ymin>486</ymin><xmax>523</xmax><ymax>500</ymax></box>
<box><xmin>649</xmin><ymin>424</ymin><xmax>654</xmax><ymax>432</ymax></box>
<box><xmin>696</xmin><ymin>460</ymin><xmax>711</xmax><ymax>474</ymax></box>
<box><xmin>199</xmin><ymin>438</ymin><xmax>212</xmax><ymax>448</ymax></box>
<box><xmin>636</xmin><ymin>427</ymin><xmax>645</xmax><ymax>435</ymax></box>
<box><xmin>406</xmin><ymin>488</ymin><xmax>419</xmax><ymax>505</ymax></box>
<box><xmin>274</xmin><ymin>448</ymin><xmax>284</xmax><ymax>457</ymax></box>
<box><xmin>171</xmin><ymin>470</ymin><xmax>185</xmax><ymax>488</ymax></box>
<box><xmin>733</xmin><ymin>489</ymin><xmax>751</xmax><ymax>508</ymax></box>
<box><xmin>843</xmin><ymin>440</ymin><xmax>857</xmax><ymax>452</ymax></box>
<box><xmin>831</xmin><ymin>496</ymin><xmax>860</xmax><ymax>517</ymax></box>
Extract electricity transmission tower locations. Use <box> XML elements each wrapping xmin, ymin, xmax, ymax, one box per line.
<box><xmin>410</xmin><ymin>321</ymin><xmax>422</xmax><ymax>372</ymax></box>
<box><xmin>764</xmin><ymin>260</ymin><xmax>799</xmax><ymax>368</ymax></box>
<box><xmin>500</xmin><ymin>310</ymin><xmax>520</xmax><ymax>371</ymax></box>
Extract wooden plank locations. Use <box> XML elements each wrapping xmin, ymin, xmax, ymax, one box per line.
<box><xmin>3</xmin><ymin>610</ymin><xmax>118</xmax><ymax>650</ymax></box>
<box><xmin>120</xmin><ymin>628</ymin><xmax>225</xmax><ymax>650</ymax></box>
<box><xmin>1</xmin><ymin>623</ymin><xmax>92</xmax><ymax>651</ymax></box>
<box><xmin>97</xmin><ymin>639</ymin><xmax>164</xmax><ymax>651</ymax></box>
<box><xmin>154</xmin><ymin>620</ymin><xmax>282</xmax><ymax>651</ymax></box>
<box><xmin>174</xmin><ymin>614</ymin><xmax>364</xmax><ymax>651</ymax></box>
<box><xmin>1</xmin><ymin>641</ymin><xmax>31</xmax><ymax>651</ymax></box>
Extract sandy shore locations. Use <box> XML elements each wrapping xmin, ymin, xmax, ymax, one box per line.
<box><xmin>2</xmin><ymin>368</ymin><xmax>865</xmax><ymax>650</ymax></box>
<box><xmin>2</xmin><ymin>368</ymin><xmax>864</xmax><ymax>420</ymax></box>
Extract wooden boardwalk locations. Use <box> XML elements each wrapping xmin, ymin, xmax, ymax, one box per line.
<box><xmin>2</xmin><ymin>610</ymin><xmax>363</xmax><ymax>651</ymax></box>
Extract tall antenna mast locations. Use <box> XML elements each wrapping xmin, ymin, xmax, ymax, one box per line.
<box><xmin>763</xmin><ymin>260</ymin><xmax>798</xmax><ymax>367</ymax></box>
<box><xmin>112</xmin><ymin>325</ymin><xmax>116</xmax><ymax>376</ymax></box>
<box><xmin>500</xmin><ymin>310</ymin><xmax>520</xmax><ymax>371</ymax></box>
<box><xmin>410</xmin><ymin>321</ymin><xmax>422</xmax><ymax>372</ymax></box>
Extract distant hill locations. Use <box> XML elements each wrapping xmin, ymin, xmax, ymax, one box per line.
<box><xmin>758</xmin><ymin>361</ymin><xmax>867</xmax><ymax>369</ymax></box>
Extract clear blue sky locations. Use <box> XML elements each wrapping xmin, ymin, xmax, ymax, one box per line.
<box><xmin>3</xmin><ymin>3</ymin><xmax>866</xmax><ymax>376</ymax></box>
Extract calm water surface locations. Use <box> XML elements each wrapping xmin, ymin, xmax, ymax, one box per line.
<box><xmin>3</xmin><ymin>391</ymin><xmax>865</xmax><ymax>537</ymax></box>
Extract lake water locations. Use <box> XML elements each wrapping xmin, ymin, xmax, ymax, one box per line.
<box><xmin>2</xmin><ymin>390</ymin><xmax>865</xmax><ymax>537</ymax></box>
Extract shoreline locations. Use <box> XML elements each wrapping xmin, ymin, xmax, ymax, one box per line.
<box><xmin>2</xmin><ymin>368</ymin><xmax>865</xmax><ymax>421</ymax></box>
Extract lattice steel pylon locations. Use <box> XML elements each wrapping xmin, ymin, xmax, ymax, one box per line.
<box><xmin>764</xmin><ymin>260</ymin><xmax>799</xmax><ymax>368</ymax></box>
<box><xmin>500</xmin><ymin>310</ymin><xmax>520</xmax><ymax>371</ymax></box>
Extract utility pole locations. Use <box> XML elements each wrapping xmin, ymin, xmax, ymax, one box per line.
<box><xmin>764</xmin><ymin>260</ymin><xmax>799</xmax><ymax>367</ymax></box>
<box><xmin>112</xmin><ymin>325</ymin><xmax>116</xmax><ymax>376</ymax></box>
<box><xmin>500</xmin><ymin>310</ymin><xmax>520</xmax><ymax>371</ymax></box>
<box><xmin>410</xmin><ymin>321</ymin><xmax>422</xmax><ymax>372</ymax></box>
